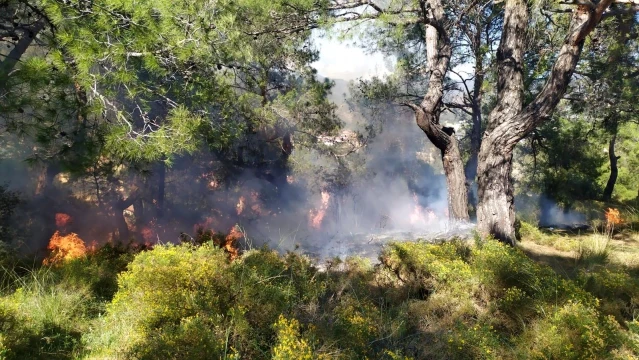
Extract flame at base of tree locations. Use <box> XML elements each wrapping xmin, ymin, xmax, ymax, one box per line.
<box><xmin>309</xmin><ymin>191</ymin><xmax>331</xmax><ymax>229</ymax></box>
<box><xmin>43</xmin><ymin>231</ymin><xmax>88</xmax><ymax>265</ymax></box>
<box><xmin>224</xmin><ymin>226</ymin><xmax>242</xmax><ymax>260</ymax></box>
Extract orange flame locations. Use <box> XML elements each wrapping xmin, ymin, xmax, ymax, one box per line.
<box><xmin>224</xmin><ymin>225</ymin><xmax>242</xmax><ymax>260</ymax></box>
<box><xmin>43</xmin><ymin>231</ymin><xmax>87</xmax><ymax>265</ymax></box>
<box><xmin>409</xmin><ymin>193</ymin><xmax>438</xmax><ymax>225</ymax></box>
<box><xmin>141</xmin><ymin>226</ymin><xmax>155</xmax><ymax>243</ymax></box>
<box><xmin>309</xmin><ymin>191</ymin><xmax>331</xmax><ymax>229</ymax></box>
<box><xmin>605</xmin><ymin>208</ymin><xmax>622</xmax><ymax>227</ymax></box>
<box><xmin>55</xmin><ymin>213</ymin><xmax>72</xmax><ymax>228</ymax></box>
<box><xmin>190</xmin><ymin>222</ymin><xmax>241</xmax><ymax>261</ymax></box>
<box><xmin>236</xmin><ymin>196</ymin><xmax>246</xmax><ymax>215</ymax></box>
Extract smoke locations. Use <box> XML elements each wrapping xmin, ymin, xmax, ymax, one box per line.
<box><xmin>515</xmin><ymin>194</ymin><xmax>588</xmax><ymax>228</ymax></box>
<box><xmin>537</xmin><ymin>196</ymin><xmax>587</xmax><ymax>227</ymax></box>
<box><xmin>232</xmin><ymin>81</ymin><xmax>463</xmax><ymax>259</ymax></box>
<box><xmin>0</xmin><ymin>77</ymin><xmax>470</xmax><ymax>261</ymax></box>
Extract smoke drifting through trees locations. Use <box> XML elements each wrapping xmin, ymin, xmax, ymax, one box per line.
<box><xmin>0</xmin><ymin>79</ymin><xmax>458</xmax><ymax>260</ymax></box>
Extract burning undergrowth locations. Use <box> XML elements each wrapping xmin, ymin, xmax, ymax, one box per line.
<box><xmin>3</xmin><ymin>86</ymin><xmax>473</xmax><ymax>263</ymax></box>
<box><xmin>43</xmin><ymin>231</ymin><xmax>88</xmax><ymax>265</ymax></box>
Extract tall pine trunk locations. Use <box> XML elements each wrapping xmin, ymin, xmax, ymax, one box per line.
<box><xmin>476</xmin><ymin>0</ymin><xmax>612</xmax><ymax>244</ymax></box>
<box><xmin>443</xmin><ymin>135</ymin><xmax>470</xmax><ymax>220</ymax></box>
<box><xmin>407</xmin><ymin>4</ymin><xmax>469</xmax><ymax>221</ymax></box>
<box><xmin>465</xmin><ymin>41</ymin><xmax>484</xmax><ymax>213</ymax></box>
<box><xmin>157</xmin><ymin>161</ymin><xmax>166</xmax><ymax>218</ymax></box>
<box><xmin>603</xmin><ymin>131</ymin><xmax>619</xmax><ymax>201</ymax></box>
<box><xmin>465</xmin><ymin>19</ymin><xmax>484</xmax><ymax>187</ymax></box>
<box><xmin>476</xmin><ymin>139</ymin><xmax>517</xmax><ymax>242</ymax></box>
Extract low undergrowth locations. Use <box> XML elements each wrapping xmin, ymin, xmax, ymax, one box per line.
<box><xmin>0</xmin><ymin>236</ymin><xmax>637</xmax><ymax>359</ymax></box>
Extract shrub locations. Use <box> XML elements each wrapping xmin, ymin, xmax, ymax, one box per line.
<box><xmin>0</xmin><ymin>269</ymin><xmax>94</xmax><ymax>359</ymax></box>
<box><xmin>576</xmin><ymin>234</ymin><xmax>611</xmax><ymax>267</ymax></box>
<box><xmin>578</xmin><ymin>266</ymin><xmax>639</xmax><ymax>321</ymax></box>
<box><xmin>272</xmin><ymin>315</ymin><xmax>313</xmax><ymax>360</ymax></box>
<box><xmin>84</xmin><ymin>243</ymin><xmax>325</xmax><ymax>359</ymax></box>
<box><xmin>514</xmin><ymin>301</ymin><xmax>624</xmax><ymax>359</ymax></box>
<box><xmin>1</xmin><ymin>237</ymin><xmax>633</xmax><ymax>359</ymax></box>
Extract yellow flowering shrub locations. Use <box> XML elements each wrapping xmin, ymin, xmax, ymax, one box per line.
<box><xmin>272</xmin><ymin>315</ymin><xmax>313</xmax><ymax>360</ymax></box>
<box><xmin>1</xmin><ymin>236</ymin><xmax>629</xmax><ymax>359</ymax></box>
<box><xmin>84</xmin><ymin>243</ymin><xmax>326</xmax><ymax>359</ymax></box>
<box><xmin>515</xmin><ymin>301</ymin><xmax>623</xmax><ymax>359</ymax></box>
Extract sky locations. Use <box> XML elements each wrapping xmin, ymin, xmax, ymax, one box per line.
<box><xmin>312</xmin><ymin>31</ymin><xmax>475</xmax><ymax>85</ymax></box>
<box><xmin>312</xmin><ymin>34</ymin><xmax>393</xmax><ymax>81</ymax></box>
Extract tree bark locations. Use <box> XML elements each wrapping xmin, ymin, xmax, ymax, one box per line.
<box><xmin>0</xmin><ymin>19</ymin><xmax>45</xmax><ymax>84</ymax></box>
<box><xmin>476</xmin><ymin>0</ymin><xmax>614</xmax><ymax>244</ymax></box>
<box><xmin>602</xmin><ymin>131</ymin><xmax>619</xmax><ymax>201</ymax></box>
<box><xmin>442</xmin><ymin>133</ymin><xmax>470</xmax><ymax>220</ymax></box>
<box><xmin>465</xmin><ymin>27</ymin><xmax>485</xmax><ymax>212</ymax></box>
<box><xmin>476</xmin><ymin>0</ymin><xmax>527</xmax><ymax>243</ymax></box>
<box><xmin>114</xmin><ymin>189</ymin><xmax>139</xmax><ymax>241</ymax></box>
<box><xmin>408</xmin><ymin>0</ymin><xmax>469</xmax><ymax>221</ymax></box>
<box><xmin>476</xmin><ymin>137</ymin><xmax>517</xmax><ymax>242</ymax></box>
<box><xmin>465</xmin><ymin>17</ymin><xmax>485</xmax><ymax>185</ymax></box>
<box><xmin>601</xmin><ymin>12</ymin><xmax>633</xmax><ymax>201</ymax></box>
<box><xmin>35</xmin><ymin>162</ymin><xmax>60</xmax><ymax>197</ymax></box>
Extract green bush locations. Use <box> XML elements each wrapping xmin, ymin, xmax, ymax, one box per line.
<box><xmin>578</xmin><ymin>266</ymin><xmax>639</xmax><ymax>321</ymax></box>
<box><xmin>0</xmin><ymin>270</ymin><xmax>93</xmax><ymax>359</ymax></box>
<box><xmin>0</xmin><ymin>237</ymin><xmax>636</xmax><ymax>359</ymax></box>
<box><xmin>84</xmin><ymin>243</ymin><xmax>326</xmax><ymax>359</ymax></box>
<box><xmin>514</xmin><ymin>301</ymin><xmax>624</xmax><ymax>359</ymax></box>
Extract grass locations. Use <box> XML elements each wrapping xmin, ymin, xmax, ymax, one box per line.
<box><xmin>0</xmin><ymin>227</ymin><xmax>637</xmax><ymax>359</ymax></box>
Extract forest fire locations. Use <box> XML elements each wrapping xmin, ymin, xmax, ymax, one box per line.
<box><xmin>55</xmin><ymin>213</ymin><xmax>72</xmax><ymax>228</ymax></box>
<box><xmin>236</xmin><ymin>196</ymin><xmax>246</xmax><ymax>215</ymax></box>
<box><xmin>409</xmin><ymin>194</ymin><xmax>437</xmax><ymax>226</ymax></box>
<box><xmin>190</xmin><ymin>219</ymin><xmax>242</xmax><ymax>260</ymax></box>
<box><xmin>43</xmin><ymin>231</ymin><xmax>87</xmax><ymax>265</ymax></box>
<box><xmin>140</xmin><ymin>226</ymin><xmax>155</xmax><ymax>245</ymax></box>
<box><xmin>225</xmin><ymin>226</ymin><xmax>242</xmax><ymax>260</ymax></box>
<box><xmin>309</xmin><ymin>190</ymin><xmax>331</xmax><ymax>229</ymax></box>
<box><xmin>605</xmin><ymin>208</ymin><xmax>622</xmax><ymax>231</ymax></box>
<box><xmin>605</xmin><ymin>208</ymin><xmax>622</xmax><ymax>225</ymax></box>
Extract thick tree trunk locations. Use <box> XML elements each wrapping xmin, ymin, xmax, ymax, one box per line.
<box><xmin>114</xmin><ymin>210</ymin><xmax>130</xmax><ymax>242</ymax></box>
<box><xmin>465</xmin><ymin>49</ymin><xmax>484</xmax><ymax>212</ymax></box>
<box><xmin>408</xmin><ymin>2</ymin><xmax>470</xmax><ymax>221</ymax></box>
<box><xmin>415</xmin><ymin>110</ymin><xmax>469</xmax><ymax>220</ymax></box>
<box><xmin>114</xmin><ymin>189</ymin><xmax>139</xmax><ymax>241</ymax></box>
<box><xmin>465</xmin><ymin>104</ymin><xmax>482</xmax><ymax>181</ymax></box>
<box><xmin>603</xmin><ymin>132</ymin><xmax>619</xmax><ymax>201</ymax></box>
<box><xmin>465</xmin><ymin>25</ymin><xmax>484</xmax><ymax>184</ymax></box>
<box><xmin>35</xmin><ymin>162</ymin><xmax>60</xmax><ymax>197</ymax></box>
<box><xmin>443</xmin><ymin>135</ymin><xmax>470</xmax><ymax>220</ymax></box>
<box><xmin>133</xmin><ymin>198</ymin><xmax>145</xmax><ymax>225</ymax></box>
<box><xmin>476</xmin><ymin>0</ymin><xmax>527</xmax><ymax>244</ymax></box>
<box><xmin>476</xmin><ymin>0</ymin><xmax>611</xmax><ymax>244</ymax></box>
<box><xmin>476</xmin><ymin>140</ymin><xmax>516</xmax><ymax>243</ymax></box>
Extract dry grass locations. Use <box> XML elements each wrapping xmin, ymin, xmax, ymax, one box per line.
<box><xmin>519</xmin><ymin>220</ymin><xmax>639</xmax><ymax>284</ymax></box>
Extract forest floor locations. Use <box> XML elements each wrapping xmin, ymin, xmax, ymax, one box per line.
<box><xmin>1</xmin><ymin>218</ymin><xmax>638</xmax><ymax>359</ymax></box>
<box><xmin>520</xmin><ymin>222</ymin><xmax>639</xmax><ymax>273</ymax></box>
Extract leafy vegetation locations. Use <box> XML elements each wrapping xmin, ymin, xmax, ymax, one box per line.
<box><xmin>2</xmin><ymin>0</ymin><xmax>639</xmax><ymax>358</ymax></box>
<box><xmin>0</xmin><ymin>235</ymin><xmax>637</xmax><ymax>359</ymax></box>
